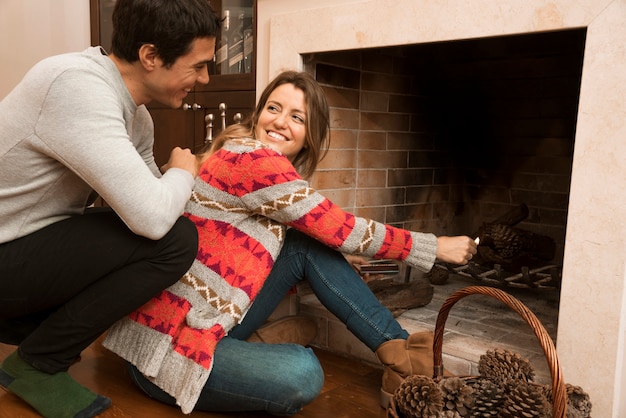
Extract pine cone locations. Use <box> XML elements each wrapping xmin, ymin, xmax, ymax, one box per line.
<box><xmin>541</xmin><ymin>383</ymin><xmax>592</xmax><ymax>418</ymax></box>
<box><xmin>499</xmin><ymin>380</ymin><xmax>550</xmax><ymax>418</ymax></box>
<box><xmin>480</xmin><ymin>224</ymin><xmax>523</xmax><ymax>258</ymax></box>
<box><xmin>440</xmin><ymin>411</ymin><xmax>462</xmax><ymax>418</ymax></box>
<box><xmin>439</xmin><ymin>377</ymin><xmax>474</xmax><ymax>417</ymax></box>
<box><xmin>468</xmin><ymin>379</ymin><xmax>506</xmax><ymax>417</ymax></box>
<box><xmin>426</xmin><ymin>266</ymin><xmax>449</xmax><ymax>285</ymax></box>
<box><xmin>393</xmin><ymin>375</ymin><xmax>443</xmax><ymax>418</ymax></box>
<box><xmin>478</xmin><ymin>348</ymin><xmax>535</xmax><ymax>383</ymax></box>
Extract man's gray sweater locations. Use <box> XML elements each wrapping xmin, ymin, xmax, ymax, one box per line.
<box><xmin>0</xmin><ymin>47</ymin><xmax>194</xmax><ymax>243</ymax></box>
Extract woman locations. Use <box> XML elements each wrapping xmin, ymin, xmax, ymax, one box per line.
<box><xmin>104</xmin><ymin>71</ymin><xmax>476</xmax><ymax>415</ymax></box>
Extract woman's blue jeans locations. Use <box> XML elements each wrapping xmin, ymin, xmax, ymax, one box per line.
<box><xmin>128</xmin><ymin>229</ymin><xmax>409</xmax><ymax>415</ymax></box>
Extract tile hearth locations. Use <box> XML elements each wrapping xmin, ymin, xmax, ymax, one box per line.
<box><xmin>299</xmin><ymin>269</ymin><xmax>559</xmax><ymax>385</ymax></box>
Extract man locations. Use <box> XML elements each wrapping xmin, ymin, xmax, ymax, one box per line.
<box><xmin>0</xmin><ymin>0</ymin><xmax>219</xmax><ymax>416</ymax></box>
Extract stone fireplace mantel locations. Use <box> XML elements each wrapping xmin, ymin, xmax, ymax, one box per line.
<box><xmin>257</xmin><ymin>0</ymin><xmax>626</xmax><ymax>415</ymax></box>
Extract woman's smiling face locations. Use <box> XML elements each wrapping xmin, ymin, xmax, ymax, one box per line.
<box><xmin>254</xmin><ymin>83</ymin><xmax>307</xmax><ymax>161</ymax></box>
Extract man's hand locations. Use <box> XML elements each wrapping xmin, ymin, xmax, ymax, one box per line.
<box><xmin>161</xmin><ymin>147</ymin><xmax>197</xmax><ymax>177</ymax></box>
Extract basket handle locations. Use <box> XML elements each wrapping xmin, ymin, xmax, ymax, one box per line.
<box><xmin>432</xmin><ymin>285</ymin><xmax>566</xmax><ymax>418</ymax></box>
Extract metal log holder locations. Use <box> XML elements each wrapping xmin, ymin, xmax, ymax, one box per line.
<box><xmin>430</xmin><ymin>261</ymin><xmax>562</xmax><ymax>290</ymax></box>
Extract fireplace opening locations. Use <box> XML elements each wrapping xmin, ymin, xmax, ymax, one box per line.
<box><xmin>303</xmin><ymin>28</ymin><xmax>586</xmax><ymax>291</ymax></box>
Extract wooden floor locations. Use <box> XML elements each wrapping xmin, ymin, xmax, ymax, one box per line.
<box><xmin>0</xmin><ymin>338</ymin><xmax>386</xmax><ymax>418</ymax></box>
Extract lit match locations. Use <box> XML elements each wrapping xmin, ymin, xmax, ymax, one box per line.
<box><xmin>474</xmin><ymin>237</ymin><xmax>480</xmax><ymax>245</ymax></box>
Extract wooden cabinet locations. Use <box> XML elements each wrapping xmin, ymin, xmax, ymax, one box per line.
<box><xmin>148</xmin><ymin>90</ymin><xmax>255</xmax><ymax>165</ymax></box>
<box><xmin>178</xmin><ymin>90</ymin><xmax>255</xmax><ymax>147</ymax></box>
<box><xmin>148</xmin><ymin>103</ymin><xmax>197</xmax><ymax>167</ymax></box>
<box><xmin>89</xmin><ymin>0</ymin><xmax>256</xmax><ymax>167</ymax></box>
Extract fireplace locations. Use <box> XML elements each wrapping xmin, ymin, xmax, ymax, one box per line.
<box><xmin>304</xmin><ymin>29</ymin><xmax>585</xmax><ymax>273</ymax></box>
<box><xmin>258</xmin><ymin>1</ymin><xmax>626</xmax><ymax>415</ymax></box>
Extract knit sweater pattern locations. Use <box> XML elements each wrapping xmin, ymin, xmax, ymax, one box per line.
<box><xmin>103</xmin><ymin>138</ymin><xmax>438</xmax><ymax>413</ymax></box>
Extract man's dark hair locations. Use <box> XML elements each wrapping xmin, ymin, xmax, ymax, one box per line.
<box><xmin>110</xmin><ymin>0</ymin><xmax>220</xmax><ymax>67</ymax></box>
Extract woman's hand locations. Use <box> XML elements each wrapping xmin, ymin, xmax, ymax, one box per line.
<box><xmin>344</xmin><ymin>255</ymin><xmax>385</xmax><ymax>282</ymax></box>
<box><xmin>436</xmin><ymin>236</ymin><xmax>478</xmax><ymax>265</ymax></box>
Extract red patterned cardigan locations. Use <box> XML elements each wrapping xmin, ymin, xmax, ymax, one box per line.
<box><xmin>103</xmin><ymin>138</ymin><xmax>438</xmax><ymax>413</ymax></box>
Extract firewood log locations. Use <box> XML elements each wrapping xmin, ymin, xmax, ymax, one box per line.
<box><xmin>367</xmin><ymin>278</ymin><xmax>434</xmax><ymax>317</ymax></box>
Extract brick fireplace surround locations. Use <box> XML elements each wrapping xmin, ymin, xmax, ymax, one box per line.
<box><xmin>257</xmin><ymin>1</ymin><xmax>626</xmax><ymax>416</ymax></box>
<box><xmin>304</xmin><ymin>29</ymin><xmax>584</xmax><ymax>264</ymax></box>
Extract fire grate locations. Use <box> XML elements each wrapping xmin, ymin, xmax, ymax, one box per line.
<box><xmin>422</xmin><ymin>203</ymin><xmax>562</xmax><ymax>290</ymax></box>
<box><xmin>428</xmin><ymin>261</ymin><xmax>561</xmax><ymax>290</ymax></box>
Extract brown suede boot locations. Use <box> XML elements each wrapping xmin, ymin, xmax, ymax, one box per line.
<box><xmin>375</xmin><ymin>331</ymin><xmax>434</xmax><ymax>409</ymax></box>
<box><xmin>247</xmin><ymin>315</ymin><xmax>318</xmax><ymax>346</ymax></box>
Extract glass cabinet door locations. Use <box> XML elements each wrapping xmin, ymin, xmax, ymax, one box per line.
<box><xmin>212</xmin><ymin>0</ymin><xmax>254</xmax><ymax>76</ymax></box>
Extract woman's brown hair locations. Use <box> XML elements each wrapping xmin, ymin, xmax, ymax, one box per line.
<box><xmin>200</xmin><ymin>71</ymin><xmax>330</xmax><ymax>179</ymax></box>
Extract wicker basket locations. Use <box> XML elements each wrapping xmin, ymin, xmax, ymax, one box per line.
<box><xmin>433</xmin><ymin>285</ymin><xmax>566</xmax><ymax>417</ymax></box>
<box><xmin>389</xmin><ymin>285</ymin><xmax>567</xmax><ymax>417</ymax></box>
